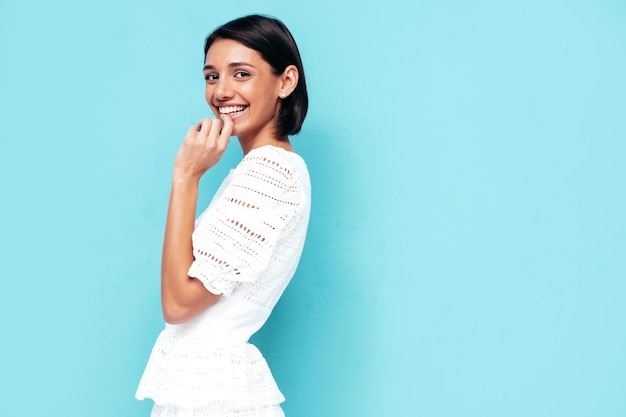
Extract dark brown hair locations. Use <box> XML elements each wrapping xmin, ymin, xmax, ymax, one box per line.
<box><xmin>204</xmin><ymin>15</ymin><xmax>308</xmax><ymax>137</ymax></box>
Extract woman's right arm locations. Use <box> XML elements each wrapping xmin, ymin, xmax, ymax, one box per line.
<box><xmin>160</xmin><ymin>116</ymin><xmax>232</xmax><ymax>324</ymax></box>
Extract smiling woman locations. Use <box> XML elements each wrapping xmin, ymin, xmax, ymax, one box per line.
<box><xmin>134</xmin><ymin>15</ymin><xmax>310</xmax><ymax>417</ymax></box>
<box><xmin>203</xmin><ymin>38</ymin><xmax>299</xmax><ymax>150</ymax></box>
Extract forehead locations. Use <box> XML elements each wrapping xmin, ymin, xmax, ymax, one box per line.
<box><xmin>204</xmin><ymin>38</ymin><xmax>265</xmax><ymax>67</ymax></box>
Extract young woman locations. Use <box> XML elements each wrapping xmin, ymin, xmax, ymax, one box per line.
<box><xmin>135</xmin><ymin>15</ymin><xmax>310</xmax><ymax>417</ymax></box>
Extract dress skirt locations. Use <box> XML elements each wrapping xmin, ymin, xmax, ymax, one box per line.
<box><xmin>150</xmin><ymin>403</ymin><xmax>285</xmax><ymax>417</ymax></box>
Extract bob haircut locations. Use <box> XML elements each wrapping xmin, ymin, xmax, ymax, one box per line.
<box><xmin>204</xmin><ymin>15</ymin><xmax>308</xmax><ymax>138</ymax></box>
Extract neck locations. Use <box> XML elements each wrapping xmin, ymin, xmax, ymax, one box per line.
<box><xmin>238</xmin><ymin>135</ymin><xmax>293</xmax><ymax>155</ymax></box>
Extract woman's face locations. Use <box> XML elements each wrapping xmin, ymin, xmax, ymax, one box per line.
<box><xmin>204</xmin><ymin>38</ymin><xmax>283</xmax><ymax>142</ymax></box>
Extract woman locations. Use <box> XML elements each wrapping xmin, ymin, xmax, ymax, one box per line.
<box><xmin>136</xmin><ymin>15</ymin><xmax>310</xmax><ymax>417</ymax></box>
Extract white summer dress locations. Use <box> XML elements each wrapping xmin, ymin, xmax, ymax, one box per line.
<box><xmin>136</xmin><ymin>145</ymin><xmax>311</xmax><ymax>417</ymax></box>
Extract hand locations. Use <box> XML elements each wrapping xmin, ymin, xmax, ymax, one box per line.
<box><xmin>173</xmin><ymin>116</ymin><xmax>233</xmax><ymax>181</ymax></box>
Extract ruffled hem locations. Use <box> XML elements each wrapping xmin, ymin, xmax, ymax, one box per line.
<box><xmin>150</xmin><ymin>403</ymin><xmax>284</xmax><ymax>417</ymax></box>
<box><xmin>188</xmin><ymin>260</ymin><xmax>239</xmax><ymax>296</ymax></box>
<box><xmin>136</xmin><ymin>331</ymin><xmax>285</xmax><ymax>408</ymax></box>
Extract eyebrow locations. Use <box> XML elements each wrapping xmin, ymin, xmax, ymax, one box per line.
<box><xmin>203</xmin><ymin>62</ymin><xmax>256</xmax><ymax>71</ymax></box>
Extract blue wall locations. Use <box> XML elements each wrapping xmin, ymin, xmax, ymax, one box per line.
<box><xmin>1</xmin><ymin>1</ymin><xmax>625</xmax><ymax>416</ymax></box>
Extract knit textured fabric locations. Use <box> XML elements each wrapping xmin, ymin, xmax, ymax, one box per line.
<box><xmin>136</xmin><ymin>146</ymin><xmax>311</xmax><ymax>415</ymax></box>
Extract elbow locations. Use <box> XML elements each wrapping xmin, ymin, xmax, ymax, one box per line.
<box><xmin>160</xmin><ymin>275</ymin><xmax>222</xmax><ymax>324</ymax></box>
<box><xmin>162</xmin><ymin>303</ymin><xmax>187</xmax><ymax>324</ymax></box>
<box><xmin>161</xmin><ymin>290</ymin><xmax>221</xmax><ymax>324</ymax></box>
<box><xmin>161</xmin><ymin>297</ymin><xmax>194</xmax><ymax>324</ymax></box>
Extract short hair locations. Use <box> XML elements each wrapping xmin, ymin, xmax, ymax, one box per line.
<box><xmin>204</xmin><ymin>15</ymin><xmax>308</xmax><ymax>138</ymax></box>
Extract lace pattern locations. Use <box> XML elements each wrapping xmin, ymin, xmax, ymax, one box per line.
<box><xmin>151</xmin><ymin>403</ymin><xmax>285</xmax><ymax>417</ymax></box>
<box><xmin>188</xmin><ymin>146</ymin><xmax>310</xmax><ymax>302</ymax></box>
<box><xmin>137</xmin><ymin>146</ymin><xmax>310</xmax><ymax>412</ymax></box>
<box><xmin>136</xmin><ymin>331</ymin><xmax>285</xmax><ymax>408</ymax></box>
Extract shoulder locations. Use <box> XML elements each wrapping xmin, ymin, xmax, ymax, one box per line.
<box><xmin>219</xmin><ymin>146</ymin><xmax>309</xmax><ymax>213</ymax></box>
<box><xmin>239</xmin><ymin>145</ymin><xmax>307</xmax><ymax>175</ymax></box>
<box><xmin>233</xmin><ymin>145</ymin><xmax>310</xmax><ymax>192</ymax></box>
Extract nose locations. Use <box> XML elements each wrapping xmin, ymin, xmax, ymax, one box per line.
<box><xmin>214</xmin><ymin>77</ymin><xmax>234</xmax><ymax>101</ymax></box>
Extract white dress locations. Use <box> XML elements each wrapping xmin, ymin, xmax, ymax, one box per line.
<box><xmin>136</xmin><ymin>145</ymin><xmax>311</xmax><ymax>417</ymax></box>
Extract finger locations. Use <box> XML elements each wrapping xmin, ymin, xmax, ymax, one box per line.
<box><xmin>207</xmin><ymin>116</ymin><xmax>222</xmax><ymax>147</ymax></box>
<box><xmin>218</xmin><ymin>114</ymin><xmax>233</xmax><ymax>146</ymax></box>
<box><xmin>186</xmin><ymin>125</ymin><xmax>197</xmax><ymax>139</ymax></box>
<box><xmin>197</xmin><ymin>118</ymin><xmax>211</xmax><ymax>138</ymax></box>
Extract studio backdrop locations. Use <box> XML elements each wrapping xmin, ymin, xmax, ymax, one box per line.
<box><xmin>1</xmin><ymin>1</ymin><xmax>625</xmax><ymax>416</ymax></box>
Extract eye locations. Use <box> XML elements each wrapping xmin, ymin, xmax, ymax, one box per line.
<box><xmin>204</xmin><ymin>73</ymin><xmax>218</xmax><ymax>83</ymax></box>
<box><xmin>234</xmin><ymin>71</ymin><xmax>251</xmax><ymax>79</ymax></box>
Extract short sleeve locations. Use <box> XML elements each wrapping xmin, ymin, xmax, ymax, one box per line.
<box><xmin>187</xmin><ymin>149</ymin><xmax>307</xmax><ymax>296</ymax></box>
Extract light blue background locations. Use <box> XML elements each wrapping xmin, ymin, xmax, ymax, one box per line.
<box><xmin>1</xmin><ymin>1</ymin><xmax>625</xmax><ymax>416</ymax></box>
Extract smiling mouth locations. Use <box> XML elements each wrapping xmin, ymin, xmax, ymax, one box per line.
<box><xmin>218</xmin><ymin>105</ymin><xmax>248</xmax><ymax>116</ymax></box>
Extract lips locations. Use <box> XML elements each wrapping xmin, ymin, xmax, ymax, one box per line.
<box><xmin>218</xmin><ymin>105</ymin><xmax>248</xmax><ymax>116</ymax></box>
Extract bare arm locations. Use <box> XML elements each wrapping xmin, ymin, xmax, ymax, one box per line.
<box><xmin>160</xmin><ymin>116</ymin><xmax>233</xmax><ymax>324</ymax></box>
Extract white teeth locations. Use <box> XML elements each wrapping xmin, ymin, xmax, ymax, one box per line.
<box><xmin>219</xmin><ymin>105</ymin><xmax>247</xmax><ymax>114</ymax></box>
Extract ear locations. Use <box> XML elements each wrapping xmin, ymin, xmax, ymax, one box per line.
<box><xmin>278</xmin><ymin>65</ymin><xmax>299</xmax><ymax>99</ymax></box>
